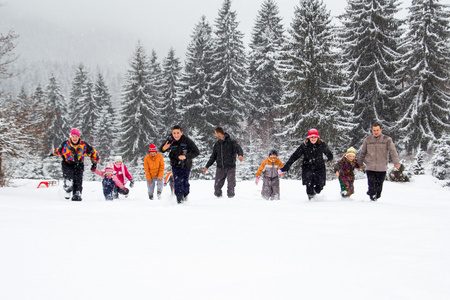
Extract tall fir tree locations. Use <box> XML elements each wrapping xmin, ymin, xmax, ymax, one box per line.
<box><xmin>118</xmin><ymin>42</ymin><xmax>162</xmax><ymax>167</ymax></box>
<box><xmin>43</xmin><ymin>75</ymin><xmax>67</xmax><ymax>152</ymax></box>
<box><xmin>338</xmin><ymin>0</ymin><xmax>403</xmax><ymax>146</ymax></box>
<box><xmin>161</xmin><ymin>48</ymin><xmax>182</xmax><ymax>126</ymax></box>
<box><xmin>396</xmin><ymin>0</ymin><xmax>450</xmax><ymax>152</ymax></box>
<box><xmin>210</xmin><ymin>0</ymin><xmax>248</xmax><ymax>134</ymax></box>
<box><xmin>179</xmin><ymin>16</ymin><xmax>216</xmax><ymax>145</ymax></box>
<box><xmin>93</xmin><ymin>72</ymin><xmax>116</xmax><ymax>161</ymax></box>
<box><xmin>78</xmin><ymin>78</ymin><xmax>99</xmax><ymax>143</ymax></box>
<box><xmin>148</xmin><ymin>50</ymin><xmax>166</xmax><ymax>137</ymax></box>
<box><xmin>280</xmin><ymin>0</ymin><xmax>346</xmax><ymax>151</ymax></box>
<box><xmin>68</xmin><ymin>64</ymin><xmax>88</xmax><ymax>128</ymax></box>
<box><xmin>247</xmin><ymin>0</ymin><xmax>285</xmax><ymax>157</ymax></box>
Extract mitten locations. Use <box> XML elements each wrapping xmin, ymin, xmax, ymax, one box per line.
<box><xmin>123</xmin><ymin>188</ymin><xmax>129</xmax><ymax>195</ymax></box>
<box><xmin>278</xmin><ymin>169</ymin><xmax>285</xmax><ymax>176</ymax></box>
<box><xmin>255</xmin><ymin>177</ymin><xmax>260</xmax><ymax>185</ymax></box>
<box><xmin>130</xmin><ymin>179</ymin><xmax>134</xmax><ymax>188</ymax></box>
<box><xmin>48</xmin><ymin>153</ymin><xmax>54</xmax><ymax>157</ymax></box>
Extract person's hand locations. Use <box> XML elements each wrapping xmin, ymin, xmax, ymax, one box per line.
<box><xmin>91</xmin><ymin>163</ymin><xmax>97</xmax><ymax>171</ymax></box>
<box><xmin>335</xmin><ymin>171</ymin><xmax>339</xmax><ymax>178</ymax></box>
<box><xmin>157</xmin><ymin>177</ymin><xmax>163</xmax><ymax>181</ymax></box>
<box><xmin>360</xmin><ymin>166</ymin><xmax>365</xmax><ymax>171</ymax></box>
<box><xmin>130</xmin><ymin>179</ymin><xmax>134</xmax><ymax>188</ymax></box>
<box><xmin>178</xmin><ymin>155</ymin><xmax>186</xmax><ymax>160</ymax></box>
<box><xmin>48</xmin><ymin>153</ymin><xmax>54</xmax><ymax>157</ymax></box>
<box><xmin>203</xmin><ymin>168</ymin><xmax>207</xmax><ymax>175</ymax></box>
<box><xmin>147</xmin><ymin>179</ymin><xmax>153</xmax><ymax>184</ymax></box>
<box><xmin>394</xmin><ymin>164</ymin><xmax>401</xmax><ymax>170</ymax></box>
<box><xmin>238</xmin><ymin>156</ymin><xmax>243</xmax><ymax>162</ymax></box>
<box><xmin>162</xmin><ymin>140</ymin><xmax>172</xmax><ymax>151</ymax></box>
<box><xmin>255</xmin><ymin>177</ymin><xmax>260</xmax><ymax>185</ymax></box>
<box><xmin>278</xmin><ymin>169</ymin><xmax>285</xmax><ymax>176</ymax></box>
<box><xmin>122</xmin><ymin>188</ymin><xmax>129</xmax><ymax>195</ymax></box>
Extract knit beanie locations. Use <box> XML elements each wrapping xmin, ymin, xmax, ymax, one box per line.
<box><xmin>70</xmin><ymin>128</ymin><xmax>80</xmax><ymax>137</ymax></box>
<box><xmin>149</xmin><ymin>144</ymin><xmax>157</xmax><ymax>152</ymax></box>
<box><xmin>114</xmin><ymin>156</ymin><xmax>122</xmax><ymax>163</ymax></box>
<box><xmin>105</xmin><ymin>163</ymin><xmax>114</xmax><ymax>174</ymax></box>
<box><xmin>346</xmin><ymin>147</ymin><xmax>356</xmax><ymax>156</ymax></box>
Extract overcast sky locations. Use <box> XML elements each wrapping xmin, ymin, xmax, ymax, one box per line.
<box><xmin>1</xmin><ymin>0</ymin><xmax>410</xmax><ymax>71</ymax></box>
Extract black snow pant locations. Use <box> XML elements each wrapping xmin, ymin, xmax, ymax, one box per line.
<box><xmin>214</xmin><ymin>167</ymin><xmax>236</xmax><ymax>198</ymax></box>
<box><xmin>303</xmin><ymin>169</ymin><xmax>324</xmax><ymax>196</ymax></box>
<box><xmin>261</xmin><ymin>176</ymin><xmax>280</xmax><ymax>200</ymax></box>
<box><xmin>62</xmin><ymin>161</ymin><xmax>84</xmax><ymax>195</ymax></box>
<box><xmin>366</xmin><ymin>171</ymin><xmax>387</xmax><ymax>199</ymax></box>
<box><xmin>103</xmin><ymin>177</ymin><xmax>116</xmax><ymax>200</ymax></box>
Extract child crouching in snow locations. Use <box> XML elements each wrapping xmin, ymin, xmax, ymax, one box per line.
<box><xmin>255</xmin><ymin>149</ymin><xmax>284</xmax><ymax>200</ymax></box>
<box><xmin>334</xmin><ymin>147</ymin><xmax>359</xmax><ymax>198</ymax></box>
<box><xmin>92</xmin><ymin>163</ymin><xmax>129</xmax><ymax>200</ymax></box>
<box><xmin>113</xmin><ymin>156</ymin><xmax>134</xmax><ymax>199</ymax></box>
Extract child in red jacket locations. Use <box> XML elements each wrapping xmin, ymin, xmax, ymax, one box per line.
<box><xmin>92</xmin><ymin>163</ymin><xmax>129</xmax><ymax>200</ymax></box>
<box><xmin>113</xmin><ymin>156</ymin><xmax>134</xmax><ymax>199</ymax></box>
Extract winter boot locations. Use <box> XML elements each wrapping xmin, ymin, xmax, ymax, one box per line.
<box><xmin>370</xmin><ymin>195</ymin><xmax>378</xmax><ymax>201</ymax></box>
<box><xmin>176</xmin><ymin>195</ymin><xmax>184</xmax><ymax>204</ymax></box>
<box><xmin>72</xmin><ymin>191</ymin><xmax>82</xmax><ymax>201</ymax></box>
<box><xmin>105</xmin><ymin>193</ymin><xmax>113</xmax><ymax>201</ymax></box>
<box><xmin>149</xmin><ymin>194</ymin><xmax>154</xmax><ymax>200</ymax></box>
<box><xmin>307</xmin><ymin>194</ymin><xmax>315</xmax><ymax>201</ymax></box>
<box><xmin>157</xmin><ymin>191</ymin><xmax>162</xmax><ymax>199</ymax></box>
<box><xmin>113</xmin><ymin>191</ymin><xmax>119</xmax><ymax>199</ymax></box>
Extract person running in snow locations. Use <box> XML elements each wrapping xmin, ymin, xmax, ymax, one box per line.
<box><xmin>334</xmin><ymin>147</ymin><xmax>360</xmax><ymax>198</ymax></box>
<box><xmin>50</xmin><ymin>128</ymin><xmax>99</xmax><ymax>201</ymax></box>
<box><xmin>113</xmin><ymin>156</ymin><xmax>134</xmax><ymax>199</ymax></box>
<box><xmin>255</xmin><ymin>149</ymin><xmax>283</xmax><ymax>200</ymax></box>
<box><xmin>144</xmin><ymin>144</ymin><xmax>165</xmax><ymax>200</ymax></box>
<box><xmin>164</xmin><ymin>171</ymin><xmax>174</xmax><ymax>195</ymax></box>
<box><xmin>359</xmin><ymin>122</ymin><xmax>400</xmax><ymax>201</ymax></box>
<box><xmin>202</xmin><ymin>126</ymin><xmax>244</xmax><ymax>198</ymax></box>
<box><xmin>279</xmin><ymin>129</ymin><xmax>333</xmax><ymax>200</ymax></box>
<box><xmin>92</xmin><ymin>163</ymin><xmax>129</xmax><ymax>200</ymax></box>
<box><xmin>160</xmin><ymin>125</ymin><xmax>200</xmax><ymax>204</ymax></box>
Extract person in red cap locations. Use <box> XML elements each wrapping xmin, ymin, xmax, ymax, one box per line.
<box><xmin>143</xmin><ymin>143</ymin><xmax>165</xmax><ymax>199</ymax></box>
<box><xmin>279</xmin><ymin>128</ymin><xmax>333</xmax><ymax>200</ymax></box>
<box><xmin>50</xmin><ymin>128</ymin><xmax>100</xmax><ymax>201</ymax></box>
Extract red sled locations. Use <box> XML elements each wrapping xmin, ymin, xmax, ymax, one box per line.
<box><xmin>37</xmin><ymin>180</ymin><xmax>58</xmax><ymax>188</ymax></box>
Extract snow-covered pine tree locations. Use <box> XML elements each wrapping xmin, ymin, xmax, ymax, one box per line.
<box><xmin>148</xmin><ymin>49</ymin><xmax>166</xmax><ymax>140</ymax></box>
<box><xmin>185</xmin><ymin>127</ymin><xmax>209</xmax><ymax>179</ymax></box>
<box><xmin>247</xmin><ymin>0</ymin><xmax>285</xmax><ymax>157</ymax></box>
<box><xmin>68</xmin><ymin>64</ymin><xmax>88</xmax><ymax>129</ymax></box>
<box><xmin>396</xmin><ymin>0</ymin><xmax>450</xmax><ymax>153</ymax></box>
<box><xmin>161</xmin><ymin>48</ymin><xmax>182</xmax><ymax>127</ymax></box>
<box><xmin>431</xmin><ymin>135</ymin><xmax>450</xmax><ymax>184</ymax></box>
<box><xmin>210</xmin><ymin>0</ymin><xmax>248</xmax><ymax>134</ymax></box>
<box><xmin>31</xmin><ymin>84</ymin><xmax>49</xmax><ymax>154</ymax></box>
<box><xmin>412</xmin><ymin>149</ymin><xmax>425</xmax><ymax>175</ymax></box>
<box><xmin>179</xmin><ymin>16</ymin><xmax>216</xmax><ymax>146</ymax></box>
<box><xmin>43</xmin><ymin>75</ymin><xmax>67</xmax><ymax>153</ymax></box>
<box><xmin>338</xmin><ymin>0</ymin><xmax>403</xmax><ymax>146</ymax></box>
<box><xmin>78</xmin><ymin>78</ymin><xmax>99</xmax><ymax>144</ymax></box>
<box><xmin>280</xmin><ymin>0</ymin><xmax>345</xmax><ymax>154</ymax></box>
<box><xmin>93</xmin><ymin>72</ymin><xmax>115</xmax><ymax>162</ymax></box>
<box><xmin>118</xmin><ymin>42</ymin><xmax>162</xmax><ymax>171</ymax></box>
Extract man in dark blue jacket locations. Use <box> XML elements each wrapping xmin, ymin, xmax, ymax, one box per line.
<box><xmin>203</xmin><ymin>126</ymin><xmax>244</xmax><ymax>198</ymax></box>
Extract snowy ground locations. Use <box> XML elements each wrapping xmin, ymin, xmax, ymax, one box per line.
<box><xmin>1</xmin><ymin>175</ymin><xmax>449</xmax><ymax>300</ymax></box>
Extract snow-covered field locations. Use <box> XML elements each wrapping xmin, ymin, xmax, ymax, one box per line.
<box><xmin>1</xmin><ymin>175</ymin><xmax>449</xmax><ymax>300</ymax></box>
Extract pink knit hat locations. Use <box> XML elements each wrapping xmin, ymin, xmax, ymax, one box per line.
<box><xmin>105</xmin><ymin>163</ymin><xmax>114</xmax><ymax>174</ymax></box>
<box><xmin>70</xmin><ymin>128</ymin><xmax>80</xmax><ymax>137</ymax></box>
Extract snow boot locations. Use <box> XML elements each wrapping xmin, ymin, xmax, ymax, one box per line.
<box><xmin>149</xmin><ymin>194</ymin><xmax>154</xmax><ymax>200</ymax></box>
<box><xmin>105</xmin><ymin>193</ymin><xmax>113</xmax><ymax>201</ymax></box>
<box><xmin>72</xmin><ymin>191</ymin><xmax>82</xmax><ymax>201</ymax></box>
<box><xmin>370</xmin><ymin>194</ymin><xmax>378</xmax><ymax>201</ymax></box>
<box><xmin>308</xmin><ymin>194</ymin><xmax>315</xmax><ymax>200</ymax></box>
<box><xmin>157</xmin><ymin>191</ymin><xmax>162</xmax><ymax>199</ymax></box>
<box><xmin>176</xmin><ymin>195</ymin><xmax>184</xmax><ymax>204</ymax></box>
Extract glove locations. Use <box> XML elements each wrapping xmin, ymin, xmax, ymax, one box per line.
<box><xmin>164</xmin><ymin>182</ymin><xmax>167</xmax><ymax>186</ymax></box>
<box><xmin>130</xmin><ymin>179</ymin><xmax>134</xmax><ymax>188</ymax></box>
<box><xmin>255</xmin><ymin>177</ymin><xmax>260</xmax><ymax>185</ymax></box>
<box><xmin>48</xmin><ymin>153</ymin><xmax>54</xmax><ymax>157</ymax></box>
<box><xmin>91</xmin><ymin>163</ymin><xmax>97</xmax><ymax>171</ymax></box>
<box><xmin>122</xmin><ymin>187</ymin><xmax>129</xmax><ymax>195</ymax></box>
<box><xmin>278</xmin><ymin>169</ymin><xmax>285</xmax><ymax>176</ymax></box>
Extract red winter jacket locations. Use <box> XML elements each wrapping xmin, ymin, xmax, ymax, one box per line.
<box><xmin>114</xmin><ymin>163</ymin><xmax>133</xmax><ymax>185</ymax></box>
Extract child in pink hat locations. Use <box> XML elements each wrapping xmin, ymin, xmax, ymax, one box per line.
<box><xmin>92</xmin><ymin>163</ymin><xmax>129</xmax><ymax>200</ymax></box>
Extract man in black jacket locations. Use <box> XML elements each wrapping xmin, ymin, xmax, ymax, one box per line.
<box><xmin>203</xmin><ymin>126</ymin><xmax>244</xmax><ymax>198</ymax></box>
<box><xmin>161</xmin><ymin>125</ymin><xmax>200</xmax><ymax>203</ymax></box>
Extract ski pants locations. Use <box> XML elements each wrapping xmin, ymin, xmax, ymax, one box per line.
<box><xmin>214</xmin><ymin>167</ymin><xmax>236</xmax><ymax>197</ymax></box>
<box><xmin>104</xmin><ymin>178</ymin><xmax>128</xmax><ymax>200</ymax></box>
<box><xmin>303</xmin><ymin>169</ymin><xmax>324</xmax><ymax>196</ymax></box>
<box><xmin>146</xmin><ymin>178</ymin><xmax>164</xmax><ymax>196</ymax></box>
<box><xmin>366</xmin><ymin>171</ymin><xmax>386</xmax><ymax>199</ymax></box>
<box><xmin>261</xmin><ymin>176</ymin><xmax>280</xmax><ymax>200</ymax></box>
<box><xmin>172</xmin><ymin>166</ymin><xmax>191</xmax><ymax>197</ymax></box>
<box><xmin>62</xmin><ymin>161</ymin><xmax>84</xmax><ymax>195</ymax></box>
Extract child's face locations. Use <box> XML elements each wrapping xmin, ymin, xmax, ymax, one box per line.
<box><xmin>172</xmin><ymin>129</ymin><xmax>183</xmax><ymax>141</ymax></box>
<box><xmin>115</xmin><ymin>161</ymin><xmax>122</xmax><ymax>165</ymax></box>
<box><xmin>309</xmin><ymin>137</ymin><xmax>318</xmax><ymax>144</ymax></box>
<box><xmin>346</xmin><ymin>154</ymin><xmax>355</xmax><ymax>161</ymax></box>
<box><xmin>105</xmin><ymin>172</ymin><xmax>113</xmax><ymax>178</ymax></box>
<box><xmin>269</xmin><ymin>154</ymin><xmax>277</xmax><ymax>159</ymax></box>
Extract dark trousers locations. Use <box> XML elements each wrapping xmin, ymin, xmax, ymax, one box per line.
<box><xmin>304</xmin><ymin>169</ymin><xmax>323</xmax><ymax>196</ymax></box>
<box><xmin>262</xmin><ymin>176</ymin><xmax>280</xmax><ymax>200</ymax></box>
<box><xmin>366</xmin><ymin>171</ymin><xmax>387</xmax><ymax>198</ymax></box>
<box><xmin>61</xmin><ymin>161</ymin><xmax>84</xmax><ymax>194</ymax></box>
<box><xmin>103</xmin><ymin>177</ymin><xmax>115</xmax><ymax>200</ymax></box>
<box><xmin>214</xmin><ymin>167</ymin><xmax>236</xmax><ymax>197</ymax></box>
<box><xmin>172</xmin><ymin>166</ymin><xmax>191</xmax><ymax>197</ymax></box>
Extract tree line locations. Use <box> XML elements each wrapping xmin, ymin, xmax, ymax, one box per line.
<box><xmin>1</xmin><ymin>0</ymin><xmax>449</xmax><ymax>184</ymax></box>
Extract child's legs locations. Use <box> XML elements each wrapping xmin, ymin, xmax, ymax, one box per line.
<box><xmin>271</xmin><ymin>177</ymin><xmax>280</xmax><ymax>200</ymax></box>
<box><xmin>146</xmin><ymin>180</ymin><xmax>156</xmax><ymax>195</ymax></box>
<box><xmin>261</xmin><ymin>177</ymin><xmax>271</xmax><ymax>199</ymax></box>
<box><xmin>102</xmin><ymin>178</ymin><xmax>115</xmax><ymax>200</ymax></box>
<box><xmin>156</xmin><ymin>179</ymin><xmax>164</xmax><ymax>193</ymax></box>
<box><xmin>172</xmin><ymin>167</ymin><xmax>191</xmax><ymax>197</ymax></box>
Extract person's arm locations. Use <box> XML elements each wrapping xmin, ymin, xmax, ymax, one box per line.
<box><xmin>112</xmin><ymin>175</ymin><xmax>126</xmax><ymax>189</ymax></box>
<box><xmin>255</xmin><ymin>160</ymin><xmax>268</xmax><ymax>177</ymax></box>
<box><xmin>323</xmin><ymin>143</ymin><xmax>333</xmax><ymax>161</ymax></box>
<box><xmin>186</xmin><ymin>137</ymin><xmax>200</xmax><ymax>159</ymax></box>
<box><xmin>281</xmin><ymin>145</ymin><xmax>304</xmax><ymax>172</ymax></box>
<box><xmin>388</xmin><ymin>138</ymin><xmax>401</xmax><ymax>168</ymax></box>
<box><xmin>124</xmin><ymin>165</ymin><xmax>133</xmax><ymax>181</ymax></box>
<box><xmin>157</xmin><ymin>155</ymin><xmax>165</xmax><ymax>179</ymax></box>
<box><xmin>234</xmin><ymin>140</ymin><xmax>244</xmax><ymax>161</ymax></box>
<box><xmin>359</xmin><ymin>139</ymin><xmax>368</xmax><ymax>169</ymax></box>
